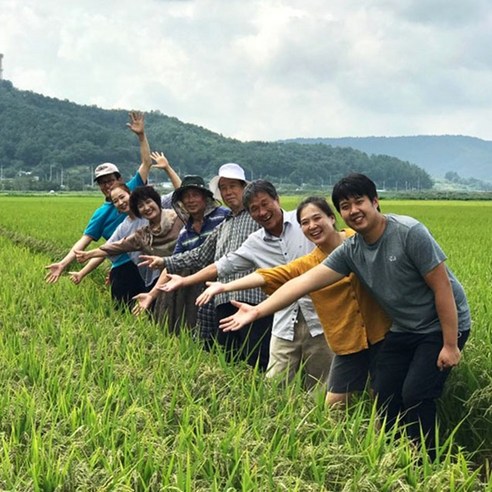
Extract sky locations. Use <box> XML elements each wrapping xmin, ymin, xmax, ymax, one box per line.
<box><xmin>1</xmin><ymin>0</ymin><xmax>492</xmax><ymax>142</ymax></box>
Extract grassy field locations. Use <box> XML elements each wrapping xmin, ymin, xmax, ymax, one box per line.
<box><xmin>0</xmin><ymin>195</ymin><xmax>490</xmax><ymax>490</ymax></box>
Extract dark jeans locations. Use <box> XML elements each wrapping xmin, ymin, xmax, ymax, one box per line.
<box><xmin>372</xmin><ymin>329</ymin><xmax>469</xmax><ymax>457</ymax></box>
<box><xmin>110</xmin><ymin>261</ymin><xmax>147</xmax><ymax>308</ymax></box>
<box><xmin>215</xmin><ymin>302</ymin><xmax>273</xmax><ymax>372</ymax></box>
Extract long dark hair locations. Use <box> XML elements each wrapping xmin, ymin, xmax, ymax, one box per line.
<box><xmin>296</xmin><ymin>196</ymin><xmax>336</xmax><ymax>229</ymax></box>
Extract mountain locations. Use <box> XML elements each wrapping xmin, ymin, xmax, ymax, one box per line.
<box><xmin>281</xmin><ymin>136</ymin><xmax>492</xmax><ymax>183</ymax></box>
<box><xmin>0</xmin><ymin>80</ymin><xmax>432</xmax><ymax>191</ymax></box>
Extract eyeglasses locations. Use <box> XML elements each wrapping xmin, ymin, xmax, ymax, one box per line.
<box><xmin>97</xmin><ymin>177</ymin><xmax>117</xmax><ymax>187</ymax></box>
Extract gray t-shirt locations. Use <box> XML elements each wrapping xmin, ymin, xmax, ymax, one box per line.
<box><xmin>324</xmin><ymin>214</ymin><xmax>471</xmax><ymax>334</ymax></box>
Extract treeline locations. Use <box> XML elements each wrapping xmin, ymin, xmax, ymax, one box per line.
<box><xmin>0</xmin><ymin>80</ymin><xmax>433</xmax><ymax>191</ymax></box>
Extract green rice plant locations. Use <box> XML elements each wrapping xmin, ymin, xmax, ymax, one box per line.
<box><xmin>0</xmin><ymin>198</ymin><xmax>490</xmax><ymax>490</ymax></box>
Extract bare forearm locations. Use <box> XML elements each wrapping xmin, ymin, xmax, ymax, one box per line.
<box><xmin>148</xmin><ymin>268</ymin><xmax>169</xmax><ymax>300</ymax></box>
<box><xmin>222</xmin><ymin>272</ymin><xmax>266</xmax><ymax>293</ymax></box>
<box><xmin>182</xmin><ymin>264</ymin><xmax>218</xmax><ymax>287</ymax></box>
<box><xmin>137</xmin><ymin>133</ymin><xmax>152</xmax><ymax>182</ymax></box>
<box><xmin>61</xmin><ymin>236</ymin><xmax>93</xmax><ymax>267</ymax></box>
<box><xmin>165</xmin><ymin>163</ymin><xmax>182</xmax><ymax>189</ymax></box>
<box><xmin>78</xmin><ymin>257</ymin><xmax>106</xmax><ymax>277</ymax></box>
<box><xmin>255</xmin><ymin>264</ymin><xmax>341</xmax><ymax>317</ymax></box>
<box><xmin>435</xmin><ymin>287</ymin><xmax>459</xmax><ymax>347</ymax></box>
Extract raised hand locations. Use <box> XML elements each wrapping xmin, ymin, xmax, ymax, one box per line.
<box><xmin>127</xmin><ymin>111</ymin><xmax>145</xmax><ymax>136</ymax></box>
<box><xmin>150</xmin><ymin>151</ymin><xmax>170</xmax><ymax>171</ymax></box>
<box><xmin>196</xmin><ymin>282</ymin><xmax>225</xmax><ymax>306</ymax></box>
<box><xmin>138</xmin><ymin>255</ymin><xmax>164</xmax><ymax>269</ymax></box>
<box><xmin>158</xmin><ymin>274</ymin><xmax>184</xmax><ymax>293</ymax></box>
<box><xmin>219</xmin><ymin>300</ymin><xmax>259</xmax><ymax>332</ymax></box>
<box><xmin>45</xmin><ymin>262</ymin><xmax>65</xmax><ymax>283</ymax></box>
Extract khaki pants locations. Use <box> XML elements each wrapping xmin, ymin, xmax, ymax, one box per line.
<box><xmin>267</xmin><ymin>311</ymin><xmax>333</xmax><ymax>391</ymax></box>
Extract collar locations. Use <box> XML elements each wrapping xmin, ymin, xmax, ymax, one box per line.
<box><xmin>260</xmin><ymin>209</ymin><xmax>293</xmax><ymax>241</ymax></box>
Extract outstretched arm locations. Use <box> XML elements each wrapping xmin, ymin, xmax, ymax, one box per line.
<box><xmin>220</xmin><ymin>264</ymin><xmax>343</xmax><ymax>331</ymax></box>
<box><xmin>196</xmin><ymin>272</ymin><xmax>266</xmax><ymax>306</ymax></box>
<box><xmin>424</xmin><ymin>262</ymin><xmax>461</xmax><ymax>370</ymax></box>
<box><xmin>45</xmin><ymin>234</ymin><xmax>93</xmax><ymax>283</ymax></box>
<box><xmin>69</xmin><ymin>257</ymin><xmax>106</xmax><ymax>284</ymax></box>
<box><xmin>74</xmin><ymin>248</ymin><xmax>108</xmax><ymax>263</ymax></box>
<box><xmin>160</xmin><ymin>263</ymin><xmax>219</xmax><ymax>293</ymax></box>
<box><xmin>150</xmin><ymin>151</ymin><xmax>182</xmax><ymax>189</ymax></box>
<box><xmin>127</xmin><ymin>111</ymin><xmax>152</xmax><ymax>183</ymax></box>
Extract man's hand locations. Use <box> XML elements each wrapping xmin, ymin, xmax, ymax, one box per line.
<box><xmin>127</xmin><ymin>111</ymin><xmax>145</xmax><ymax>136</ymax></box>
<box><xmin>138</xmin><ymin>255</ymin><xmax>165</xmax><ymax>269</ymax></box>
<box><xmin>132</xmin><ymin>293</ymin><xmax>154</xmax><ymax>316</ymax></box>
<box><xmin>196</xmin><ymin>282</ymin><xmax>225</xmax><ymax>306</ymax></box>
<box><xmin>437</xmin><ymin>344</ymin><xmax>461</xmax><ymax>371</ymax></box>
<box><xmin>158</xmin><ymin>274</ymin><xmax>184</xmax><ymax>293</ymax></box>
<box><xmin>219</xmin><ymin>300</ymin><xmax>259</xmax><ymax>332</ymax></box>
<box><xmin>45</xmin><ymin>262</ymin><xmax>65</xmax><ymax>283</ymax></box>
<box><xmin>150</xmin><ymin>151</ymin><xmax>170</xmax><ymax>171</ymax></box>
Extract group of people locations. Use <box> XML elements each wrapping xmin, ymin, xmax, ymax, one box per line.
<box><xmin>45</xmin><ymin>112</ymin><xmax>471</xmax><ymax>460</ymax></box>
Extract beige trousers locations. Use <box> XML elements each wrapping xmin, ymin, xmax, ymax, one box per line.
<box><xmin>266</xmin><ymin>311</ymin><xmax>333</xmax><ymax>391</ymax></box>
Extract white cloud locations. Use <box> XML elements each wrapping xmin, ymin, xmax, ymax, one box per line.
<box><xmin>1</xmin><ymin>0</ymin><xmax>492</xmax><ymax>140</ymax></box>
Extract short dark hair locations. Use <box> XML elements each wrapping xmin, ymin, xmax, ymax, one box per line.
<box><xmin>296</xmin><ymin>196</ymin><xmax>336</xmax><ymax>228</ymax></box>
<box><xmin>130</xmin><ymin>186</ymin><xmax>162</xmax><ymax>218</ymax></box>
<box><xmin>331</xmin><ymin>173</ymin><xmax>379</xmax><ymax>213</ymax></box>
<box><xmin>242</xmin><ymin>180</ymin><xmax>279</xmax><ymax>210</ymax></box>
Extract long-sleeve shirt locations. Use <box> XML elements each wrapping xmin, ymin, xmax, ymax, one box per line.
<box><xmin>101</xmin><ymin>209</ymin><xmax>182</xmax><ymax>258</ymax></box>
<box><xmin>173</xmin><ymin>205</ymin><xmax>230</xmax><ymax>253</ymax></box>
<box><xmin>257</xmin><ymin>239</ymin><xmax>391</xmax><ymax>354</ymax></box>
<box><xmin>215</xmin><ymin>210</ymin><xmax>323</xmax><ymax>341</ymax></box>
<box><xmin>164</xmin><ymin>209</ymin><xmax>265</xmax><ymax>307</ymax></box>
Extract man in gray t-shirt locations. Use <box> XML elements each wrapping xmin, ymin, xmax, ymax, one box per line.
<box><xmin>220</xmin><ymin>173</ymin><xmax>470</xmax><ymax>460</ymax></box>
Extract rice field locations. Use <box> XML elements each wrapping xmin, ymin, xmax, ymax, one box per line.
<box><xmin>0</xmin><ymin>194</ymin><xmax>491</xmax><ymax>491</ymax></box>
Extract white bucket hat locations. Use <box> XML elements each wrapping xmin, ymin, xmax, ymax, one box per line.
<box><xmin>209</xmin><ymin>163</ymin><xmax>248</xmax><ymax>201</ymax></box>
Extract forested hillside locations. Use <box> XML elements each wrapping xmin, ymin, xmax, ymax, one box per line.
<box><xmin>0</xmin><ymin>81</ymin><xmax>432</xmax><ymax>191</ymax></box>
<box><xmin>283</xmin><ymin>136</ymin><xmax>492</xmax><ymax>183</ymax></box>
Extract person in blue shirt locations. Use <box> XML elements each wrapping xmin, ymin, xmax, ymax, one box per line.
<box><xmin>44</xmin><ymin>112</ymin><xmax>180</xmax><ymax>284</ymax></box>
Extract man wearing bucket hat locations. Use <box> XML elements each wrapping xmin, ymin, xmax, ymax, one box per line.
<box><xmin>45</xmin><ymin>111</ymin><xmax>181</xmax><ymax>284</ymax></box>
<box><xmin>155</xmin><ymin>175</ymin><xmax>229</xmax><ymax>339</ymax></box>
<box><xmin>171</xmin><ymin>175</ymin><xmax>229</xmax><ymax>253</ymax></box>
<box><xmin>134</xmin><ymin>163</ymin><xmax>273</xmax><ymax>370</ymax></box>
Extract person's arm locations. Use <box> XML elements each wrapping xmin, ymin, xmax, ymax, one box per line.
<box><xmin>45</xmin><ymin>234</ymin><xmax>93</xmax><ymax>283</ymax></box>
<box><xmin>424</xmin><ymin>262</ymin><xmax>461</xmax><ymax>370</ymax></box>
<box><xmin>127</xmin><ymin>111</ymin><xmax>152</xmax><ymax>183</ymax></box>
<box><xmin>68</xmin><ymin>257</ymin><xmax>106</xmax><ymax>284</ymax></box>
<box><xmin>220</xmin><ymin>263</ymin><xmax>343</xmax><ymax>331</ymax></box>
<box><xmin>159</xmin><ymin>263</ymin><xmax>219</xmax><ymax>293</ymax></box>
<box><xmin>74</xmin><ymin>248</ymin><xmax>108</xmax><ymax>263</ymax></box>
<box><xmin>196</xmin><ymin>272</ymin><xmax>266</xmax><ymax>306</ymax></box>
<box><xmin>138</xmin><ymin>255</ymin><xmax>165</xmax><ymax>269</ymax></box>
<box><xmin>150</xmin><ymin>151</ymin><xmax>182</xmax><ymax>189</ymax></box>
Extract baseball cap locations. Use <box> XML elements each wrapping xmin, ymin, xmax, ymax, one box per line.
<box><xmin>94</xmin><ymin>163</ymin><xmax>120</xmax><ymax>182</ymax></box>
<box><xmin>209</xmin><ymin>163</ymin><xmax>247</xmax><ymax>201</ymax></box>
